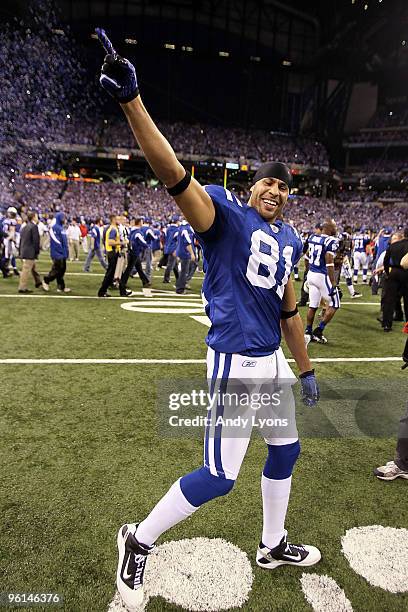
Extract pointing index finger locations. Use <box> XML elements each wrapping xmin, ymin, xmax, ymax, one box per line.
<box><xmin>95</xmin><ymin>28</ymin><xmax>116</xmax><ymax>56</ymax></box>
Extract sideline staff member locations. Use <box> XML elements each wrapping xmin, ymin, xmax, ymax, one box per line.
<box><xmin>98</xmin><ymin>214</ymin><xmax>121</xmax><ymax>298</ymax></box>
<box><xmin>382</xmin><ymin>229</ymin><xmax>408</xmax><ymax>331</ymax></box>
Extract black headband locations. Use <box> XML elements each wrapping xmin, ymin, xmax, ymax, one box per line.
<box><xmin>253</xmin><ymin>162</ymin><xmax>292</xmax><ymax>190</ymax></box>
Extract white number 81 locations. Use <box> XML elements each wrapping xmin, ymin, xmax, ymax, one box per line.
<box><xmin>246</xmin><ymin>229</ymin><xmax>293</xmax><ymax>298</ymax></box>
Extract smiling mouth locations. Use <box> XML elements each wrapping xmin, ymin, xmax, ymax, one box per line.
<box><xmin>261</xmin><ymin>198</ymin><xmax>279</xmax><ymax>210</ymax></box>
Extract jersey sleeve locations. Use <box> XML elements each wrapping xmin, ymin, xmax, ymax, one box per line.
<box><xmin>196</xmin><ymin>185</ymin><xmax>243</xmax><ymax>242</ymax></box>
<box><xmin>324</xmin><ymin>236</ymin><xmax>338</xmax><ymax>254</ymax></box>
<box><xmin>288</xmin><ymin>226</ymin><xmax>303</xmax><ymax>265</ymax></box>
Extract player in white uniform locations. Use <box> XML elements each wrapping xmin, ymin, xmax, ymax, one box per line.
<box><xmin>352</xmin><ymin>229</ymin><xmax>370</xmax><ymax>283</ymax></box>
<box><xmin>95</xmin><ymin>29</ymin><xmax>321</xmax><ymax>610</ymax></box>
<box><xmin>305</xmin><ymin>221</ymin><xmax>341</xmax><ymax>344</ymax></box>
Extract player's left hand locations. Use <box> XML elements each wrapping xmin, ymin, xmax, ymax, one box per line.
<box><xmin>95</xmin><ymin>28</ymin><xmax>139</xmax><ymax>103</ymax></box>
<box><xmin>328</xmin><ymin>285</ymin><xmax>341</xmax><ymax>301</ymax></box>
<box><xmin>299</xmin><ymin>369</ymin><xmax>320</xmax><ymax>407</ymax></box>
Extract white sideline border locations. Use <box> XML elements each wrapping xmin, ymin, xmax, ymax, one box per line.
<box><xmin>0</xmin><ymin>294</ymin><xmax>380</xmax><ymax>306</ymax></box>
<box><xmin>0</xmin><ymin>357</ymin><xmax>402</xmax><ymax>365</ymax></box>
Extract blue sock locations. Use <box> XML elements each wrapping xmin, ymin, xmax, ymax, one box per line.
<box><xmin>318</xmin><ymin>321</ymin><xmax>326</xmax><ymax>331</ymax></box>
<box><xmin>306</xmin><ymin>325</ymin><xmax>313</xmax><ymax>334</ymax></box>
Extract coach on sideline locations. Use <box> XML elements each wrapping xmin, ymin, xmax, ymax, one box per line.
<box><xmin>382</xmin><ymin>229</ymin><xmax>408</xmax><ymax>332</ymax></box>
<box><xmin>18</xmin><ymin>211</ymin><xmax>42</xmax><ymax>293</ymax></box>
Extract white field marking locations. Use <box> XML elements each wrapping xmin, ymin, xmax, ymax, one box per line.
<box><xmin>0</xmin><ymin>359</ymin><xmax>207</xmax><ymax>364</ymax></box>
<box><xmin>36</xmin><ymin>272</ymin><xmax>205</xmax><ymax>279</ymax></box>
<box><xmin>108</xmin><ymin>537</ymin><xmax>253</xmax><ymax>612</ymax></box>
<box><xmin>0</xmin><ymin>293</ymin><xmax>202</xmax><ymax>301</ymax></box>
<box><xmin>190</xmin><ymin>315</ymin><xmax>211</xmax><ymax>327</ymax></box>
<box><xmin>121</xmin><ymin>303</ymin><xmax>204</xmax><ymax>314</ymax></box>
<box><xmin>0</xmin><ymin>357</ymin><xmax>402</xmax><ymax>365</ymax></box>
<box><xmin>0</xmin><ymin>294</ymin><xmax>380</xmax><ymax>306</ymax></box>
<box><xmin>342</xmin><ymin>526</ymin><xmax>408</xmax><ymax>593</ymax></box>
<box><xmin>300</xmin><ymin>574</ymin><xmax>353</xmax><ymax>612</ymax></box>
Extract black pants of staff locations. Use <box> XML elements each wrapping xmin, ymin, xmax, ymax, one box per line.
<box><xmin>98</xmin><ymin>251</ymin><xmax>119</xmax><ymax>296</ymax></box>
<box><xmin>382</xmin><ymin>268</ymin><xmax>408</xmax><ymax>328</ymax></box>
<box><xmin>395</xmin><ymin>397</ymin><xmax>408</xmax><ymax>471</ymax></box>
<box><xmin>44</xmin><ymin>258</ymin><xmax>66</xmax><ymax>290</ymax></box>
<box><xmin>120</xmin><ymin>250</ymin><xmax>149</xmax><ymax>293</ymax></box>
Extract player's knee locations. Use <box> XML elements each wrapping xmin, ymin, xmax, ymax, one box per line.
<box><xmin>180</xmin><ymin>467</ymin><xmax>235</xmax><ymax>506</ymax></box>
<box><xmin>263</xmin><ymin>440</ymin><xmax>301</xmax><ymax>480</ymax></box>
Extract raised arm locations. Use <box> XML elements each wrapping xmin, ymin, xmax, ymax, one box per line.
<box><xmin>95</xmin><ymin>29</ymin><xmax>214</xmax><ymax>233</ymax></box>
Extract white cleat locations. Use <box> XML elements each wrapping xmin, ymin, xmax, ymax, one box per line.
<box><xmin>374</xmin><ymin>460</ymin><xmax>408</xmax><ymax>481</ymax></box>
<box><xmin>256</xmin><ymin>531</ymin><xmax>321</xmax><ymax>569</ymax></box>
<box><xmin>142</xmin><ymin>287</ymin><xmax>152</xmax><ymax>297</ymax></box>
<box><xmin>116</xmin><ymin>523</ymin><xmax>153</xmax><ymax>611</ymax></box>
<box><xmin>42</xmin><ymin>281</ymin><xmax>49</xmax><ymax>292</ymax></box>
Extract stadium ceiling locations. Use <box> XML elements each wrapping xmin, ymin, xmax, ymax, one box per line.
<box><xmin>56</xmin><ymin>0</ymin><xmax>407</xmax><ymax>74</ymax></box>
<box><xmin>55</xmin><ymin>0</ymin><xmax>321</xmax><ymax>66</ymax></box>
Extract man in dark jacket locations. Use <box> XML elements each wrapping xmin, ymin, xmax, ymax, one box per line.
<box><xmin>43</xmin><ymin>212</ymin><xmax>70</xmax><ymax>293</ymax></box>
<box><xmin>18</xmin><ymin>211</ymin><xmax>42</xmax><ymax>294</ymax></box>
<box><xmin>382</xmin><ymin>229</ymin><xmax>408</xmax><ymax>331</ymax></box>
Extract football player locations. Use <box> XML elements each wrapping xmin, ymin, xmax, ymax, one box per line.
<box><xmin>304</xmin><ymin>220</ymin><xmax>341</xmax><ymax>344</ymax></box>
<box><xmin>96</xmin><ymin>29</ymin><xmax>321</xmax><ymax>610</ymax></box>
<box><xmin>352</xmin><ymin>226</ymin><xmax>371</xmax><ymax>284</ymax></box>
<box><xmin>335</xmin><ymin>227</ymin><xmax>361</xmax><ymax>299</ymax></box>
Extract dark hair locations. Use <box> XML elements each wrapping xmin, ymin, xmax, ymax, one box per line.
<box><xmin>27</xmin><ymin>211</ymin><xmax>36</xmax><ymax>222</ymax></box>
<box><xmin>404</xmin><ymin>228</ymin><xmax>408</xmax><ymax>239</ymax></box>
<box><xmin>109</xmin><ymin>214</ymin><xmax>116</xmax><ymax>222</ymax></box>
<box><xmin>134</xmin><ymin>217</ymin><xmax>142</xmax><ymax>224</ymax></box>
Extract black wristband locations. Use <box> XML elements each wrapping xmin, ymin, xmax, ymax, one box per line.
<box><xmin>166</xmin><ymin>171</ymin><xmax>192</xmax><ymax>196</ymax></box>
<box><xmin>281</xmin><ymin>306</ymin><xmax>298</xmax><ymax>319</ymax></box>
<box><xmin>300</xmin><ymin>369</ymin><xmax>315</xmax><ymax>379</ymax></box>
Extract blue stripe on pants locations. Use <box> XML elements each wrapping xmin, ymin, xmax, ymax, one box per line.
<box><xmin>204</xmin><ymin>350</ymin><xmax>220</xmax><ymax>469</ymax></box>
<box><xmin>214</xmin><ymin>353</ymin><xmax>232</xmax><ymax>478</ymax></box>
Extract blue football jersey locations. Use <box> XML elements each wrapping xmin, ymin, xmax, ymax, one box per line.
<box><xmin>196</xmin><ymin>185</ymin><xmax>302</xmax><ymax>356</ymax></box>
<box><xmin>352</xmin><ymin>233</ymin><xmax>370</xmax><ymax>253</ymax></box>
<box><xmin>176</xmin><ymin>222</ymin><xmax>194</xmax><ymax>259</ymax></box>
<box><xmin>307</xmin><ymin>233</ymin><xmax>338</xmax><ymax>274</ymax></box>
<box><xmin>164</xmin><ymin>223</ymin><xmax>179</xmax><ymax>255</ymax></box>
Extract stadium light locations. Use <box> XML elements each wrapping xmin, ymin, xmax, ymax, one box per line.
<box><xmin>125</xmin><ymin>38</ymin><xmax>138</xmax><ymax>44</ymax></box>
<box><xmin>164</xmin><ymin>43</ymin><xmax>176</xmax><ymax>50</ymax></box>
<box><xmin>250</xmin><ymin>56</ymin><xmax>261</xmax><ymax>62</ymax></box>
<box><xmin>219</xmin><ymin>51</ymin><xmax>230</xmax><ymax>57</ymax></box>
<box><xmin>282</xmin><ymin>60</ymin><xmax>292</xmax><ymax>66</ymax></box>
<box><xmin>182</xmin><ymin>46</ymin><xmax>193</xmax><ymax>52</ymax></box>
<box><xmin>90</xmin><ymin>33</ymin><xmax>98</xmax><ymax>39</ymax></box>
<box><xmin>402</xmin><ymin>40</ymin><xmax>406</xmax><ymax>46</ymax></box>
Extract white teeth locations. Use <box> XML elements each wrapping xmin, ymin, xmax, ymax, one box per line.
<box><xmin>262</xmin><ymin>198</ymin><xmax>277</xmax><ymax>206</ymax></box>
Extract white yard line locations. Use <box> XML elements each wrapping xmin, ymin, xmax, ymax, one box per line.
<box><xmin>0</xmin><ymin>293</ymin><xmax>200</xmax><ymax>300</ymax></box>
<box><xmin>0</xmin><ymin>357</ymin><xmax>401</xmax><ymax>365</ymax></box>
<box><xmin>0</xmin><ymin>294</ymin><xmax>380</xmax><ymax>306</ymax></box>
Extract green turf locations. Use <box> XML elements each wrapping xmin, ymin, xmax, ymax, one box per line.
<box><xmin>1</xmin><ymin>253</ymin><xmax>407</xmax><ymax>611</ymax></box>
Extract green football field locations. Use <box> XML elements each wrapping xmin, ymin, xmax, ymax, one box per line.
<box><xmin>1</xmin><ymin>253</ymin><xmax>408</xmax><ymax>612</ymax></box>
